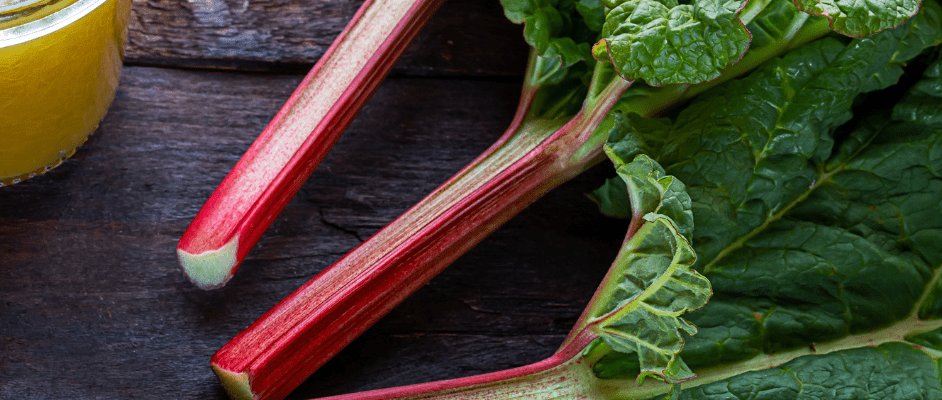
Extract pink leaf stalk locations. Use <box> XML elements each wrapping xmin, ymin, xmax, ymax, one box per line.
<box><xmin>315</xmin><ymin>331</ymin><xmax>607</xmax><ymax>400</ymax></box>
<box><xmin>177</xmin><ymin>0</ymin><xmax>446</xmax><ymax>290</ymax></box>
<box><xmin>270</xmin><ymin>195</ymin><xmax>701</xmax><ymax>400</ymax></box>
<box><xmin>207</xmin><ymin>17</ymin><xmax>834</xmax><ymax>400</ymax></box>
<box><xmin>210</xmin><ymin>64</ymin><xmax>634</xmax><ymax>400</ymax></box>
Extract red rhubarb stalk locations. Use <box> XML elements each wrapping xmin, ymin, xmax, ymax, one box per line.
<box><xmin>314</xmin><ymin>331</ymin><xmax>605</xmax><ymax>400</ymax></box>
<box><xmin>210</xmin><ymin>57</ymin><xmax>635</xmax><ymax>400</ymax></box>
<box><xmin>286</xmin><ymin>152</ymin><xmax>713</xmax><ymax>400</ymax></box>
<box><xmin>177</xmin><ymin>0</ymin><xmax>445</xmax><ymax>289</ymax></box>
<box><xmin>209</xmin><ymin>11</ymin><xmax>834</xmax><ymax>400</ymax></box>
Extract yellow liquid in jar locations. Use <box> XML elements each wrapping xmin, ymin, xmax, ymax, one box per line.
<box><xmin>0</xmin><ymin>0</ymin><xmax>131</xmax><ymax>186</ymax></box>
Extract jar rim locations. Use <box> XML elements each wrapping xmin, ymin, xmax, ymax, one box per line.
<box><xmin>0</xmin><ymin>0</ymin><xmax>105</xmax><ymax>48</ymax></box>
<box><xmin>0</xmin><ymin>0</ymin><xmax>51</xmax><ymax>14</ymax></box>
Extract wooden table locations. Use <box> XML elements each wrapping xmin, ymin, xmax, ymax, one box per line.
<box><xmin>0</xmin><ymin>1</ymin><xmax>630</xmax><ymax>398</ymax></box>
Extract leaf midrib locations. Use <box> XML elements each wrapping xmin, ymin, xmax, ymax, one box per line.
<box><xmin>701</xmin><ymin>121</ymin><xmax>886</xmax><ymax>274</ymax></box>
<box><xmin>699</xmin><ymin>166</ymin><xmax>836</xmax><ymax>274</ymax></box>
<box><xmin>642</xmin><ymin>122</ymin><xmax>942</xmax><ymax>396</ymax></box>
<box><xmin>626</xmin><ymin>304</ymin><xmax>942</xmax><ymax>399</ymax></box>
<box><xmin>589</xmin><ymin>218</ymin><xmax>687</xmax><ymax>329</ymax></box>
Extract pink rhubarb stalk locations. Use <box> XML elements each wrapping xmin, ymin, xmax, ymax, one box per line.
<box><xmin>313</xmin><ymin>331</ymin><xmax>607</xmax><ymax>400</ymax></box>
<box><xmin>177</xmin><ymin>0</ymin><xmax>445</xmax><ymax>289</ymax></box>
<box><xmin>209</xmin><ymin>19</ymin><xmax>835</xmax><ymax>400</ymax></box>
<box><xmin>269</xmin><ymin>206</ymin><xmax>691</xmax><ymax>400</ymax></box>
<box><xmin>210</xmin><ymin>58</ymin><xmax>635</xmax><ymax>400</ymax></box>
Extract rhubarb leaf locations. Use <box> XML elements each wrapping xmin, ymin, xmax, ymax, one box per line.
<box><xmin>588</xmin><ymin>176</ymin><xmax>634</xmax><ymax>218</ymax></box>
<box><xmin>587</xmin><ymin>113</ymin><xmax>662</xmax><ymax>219</ymax></box>
<box><xmin>672</xmin><ymin>109</ymin><xmax>942</xmax><ymax>397</ymax></box>
<box><xmin>528</xmin><ymin>59</ymin><xmax>597</xmax><ymax>118</ymax></box>
<box><xmin>593</xmin><ymin>3</ymin><xmax>942</xmax><ymax>395</ymax></box>
<box><xmin>608</xmin><ymin>154</ymin><xmax>695</xmax><ymax>240</ymax></box>
<box><xmin>893</xmin><ymin>51</ymin><xmax>942</xmax><ymax>129</ymax></box>
<box><xmin>589</xmin><ymin>111</ymin><xmax>668</xmax><ymax>219</ymax></box>
<box><xmin>794</xmin><ymin>0</ymin><xmax>921</xmax><ymax>37</ymax></box>
<box><xmin>501</xmin><ymin>0</ymin><xmax>604</xmax><ymax>69</ymax></box>
<box><xmin>577</xmin><ymin>0</ymin><xmax>607</xmax><ymax>32</ymax></box>
<box><xmin>591</xmin><ymin>0</ymin><xmax>751</xmax><ymax>85</ymax></box>
<box><xmin>745</xmin><ymin>0</ymin><xmax>826</xmax><ymax>47</ymax></box>
<box><xmin>612</xmin><ymin>6</ymin><xmax>942</xmax><ymax>267</ymax></box>
<box><xmin>584</xmin><ymin>154</ymin><xmax>710</xmax><ymax>384</ymax></box>
<box><xmin>680</xmin><ymin>343</ymin><xmax>942</xmax><ymax>399</ymax></box>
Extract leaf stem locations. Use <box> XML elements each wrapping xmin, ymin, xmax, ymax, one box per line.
<box><xmin>212</xmin><ymin>13</ymin><xmax>839</xmax><ymax>398</ymax></box>
<box><xmin>624</xmin><ymin>314</ymin><xmax>942</xmax><ymax>399</ymax></box>
<box><xmin>911</xmin><ymin>264</ymin><xmax>942</xmax><ymax>320</ymax></box>
<box><xmin>211</xmin><ymin>72</ymin><xmax>630</xmax><ymax>400</ymax></box>
<box><xmin>739</xmin><ymin>0</ymin><xmax>773</xmax><ymax>26</ymax></box>
<box><xmin>787</xmin><ymin>16</ymin><xmax>832</xmax><ymax>47</ymax></box>
<box><xmin>313</xmin><ymin>331</ymin><xmax>607</xmax><ymax>400</ymax></box>
<box><xmin>784</xmin><ymin>12</ymin><xmax>812</xmax><ymax>41</ymax></box>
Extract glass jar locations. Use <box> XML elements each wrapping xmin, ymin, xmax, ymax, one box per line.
<box><xmin>0</xmin><ymin>0</ymin><xmax>132</xmax><ymax>186</ymax></box>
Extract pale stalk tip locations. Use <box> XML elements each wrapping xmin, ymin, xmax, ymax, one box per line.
<box><xmin>177</xmin><ymin>235</ymin><xmax>239</xmax><ymax>290</ymax></box>
<box><xmin>212</xmin><ymin>363</ymin><xmax>254</xmax><ymax>400</ymax></box>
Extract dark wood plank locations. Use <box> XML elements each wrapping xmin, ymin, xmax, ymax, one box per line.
<box><xmin>0</xmin><ymin>63</ymin><xmax>626</xmax><ymax>399</ymax></box>
<box><xmin>125</xmin><ymin>0</ymin><xmax>531</xmax><ymax>76</ymax></box>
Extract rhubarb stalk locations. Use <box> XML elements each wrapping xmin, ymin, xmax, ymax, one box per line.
<box><xmin>210</xmin><ymin>54</ymin><xmax>634</xmax><ymax>400</ymax></box>
<box><xmin>305</xmin><ymin>153</ymin><xmax>713</xmax><ymax>400</ymax></box>
<box><xmin>300</xmin><ymin>10</ymin><xmax>942</xmax><ymax>396</ymax></box>
<box><xmin>210</xmin><ymin>12</ymin><xmax>835</xmax><ymax>396</ymax></box>
<box><xmin>205</xmin><ymin>0</ymin><xmax>850</xmax><ymax>397</ymax></box>
<box><xmin>177</xmin><ymin>0</ymin><xmax>445</xmax><ymax>289</ymax></box>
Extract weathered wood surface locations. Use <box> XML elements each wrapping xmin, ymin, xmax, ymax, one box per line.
<box><xmin>125</xmin><ymin>0</ymin><xmax>531</xmax><ymax>75</ymax></box>
<box><xmin>0</xmin><ymin>1</ymin><xmax>626</xmax><ymax>399</ymax></box>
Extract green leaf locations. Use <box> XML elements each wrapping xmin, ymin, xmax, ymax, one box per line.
<box><xmin>590</xmin><ymin>6</ymin><xmax>942</xmax><ymax>396</ymax></box>
<box><xmin>611</xmin><ymin>155</ymin><xmax>695</xmax><ymax>240</ymax></box>
<box><xmin>604</xmin><ymin>9</ymin><xmax>942</xmax><ymax>268</ymax></box>
<box><xmin>745</xmin><ymin>0</ymin><xmax>817</xmax><ymax>48</ymax></box>
<box><xmin>577</xmin><ymin>0</ymin><xmax>607</xmax><ymax>32</ymax></box>
<box><xmin>670</xmin><ymin>98</ymin><xmax>942</xmax><ymax>377</ymax></box>
<box><xmin>794</xmin><ymin>0</ymin><xmax>921</xmax><ymax>37</ymax></box>
<box><xmin>501</xmin><ymin>0</ymin><xmax>536</xmax><ymax>23</ymax></box>
<box><xmin>905</xmin><ymin>326</ymin><xmax>942</xmax><ymax>350</ymax></box>
<box><xmin>524</xmin><ymin>7</ymin><xmax>590</xmax><ymax>67</ymax></box>
<box><xmin>501</xmin><ymin>0</ymin><xmax>603</xmax><ymax>71</ymax></box>
<box><xmin>604</xmin><ymin>111</ymin><xmax>664</xmax><ymax>163</ymax></box>
<box><xmin>680</xmin><ymin>343</ymin><xmax>942</xmax><ymax>399</ymax></box>
<box><xmin>588</xmin><ymin>176</ymin><xmax>635</xmax><ymax>218</ymax></box>
<box><xmin>588</xmin><ymin>112</ymin><xmax>668</xmax><ymax>219</ymax></box>
<box><xmin>583</xmin><ymin>16</ymin><xmax>939</xmax><ymax>382</ymax></box>
<box><xmin>586</xmin><ymin>154</ymin><xmax>710</xmax><ymax>384</ymax></box>
<box><xmin>591</xmin><ymin>0</ymin><xmax>751</xmax><ymax>86</ymax></box>
<box><xmin>526</xmin><ymin>57</ymin><xmax>595</xmax><ymax>117</ymax></box>
<box><xmin>894</xmin><ymin>52</ymin><xmax>942</xmax><ymax>129</ymax></box>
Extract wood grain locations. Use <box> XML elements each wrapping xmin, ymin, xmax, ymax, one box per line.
<box><xmin>125</xmin><ymin>0</ymin><xmax>531</xmax><ymax>75</ymax></box>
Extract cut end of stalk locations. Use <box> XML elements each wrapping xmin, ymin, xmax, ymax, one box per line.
<box><xmin>212</xmin><ymin>363</ymin><xmax>255</xmax><ymax>400</ymax></box>
<box><xmin>177</xmin><ymin>235</ymin><xmax>239</xmax><ymax>290</ymax></box>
